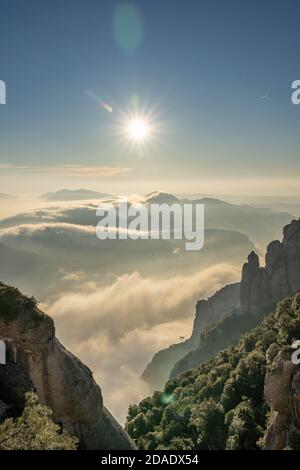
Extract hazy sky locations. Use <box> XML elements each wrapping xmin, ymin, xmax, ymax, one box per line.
<box><xmin>0</xmin><ymin>0</ymin><xmax>300</xmax><ymax>195</ymax></box>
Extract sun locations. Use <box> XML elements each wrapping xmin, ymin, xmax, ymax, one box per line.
<box><xmin>127</xmin><ymin>118</ymin><xmax>148</xmax><ymax>142</ymax></box>
<box><xmin>116</xmin><ymin>105</ymin><xmax>160</xmax><ymax>150</ymax></box>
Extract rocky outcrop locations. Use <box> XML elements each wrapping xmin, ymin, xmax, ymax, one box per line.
<box><xmin>0</xmin><ymin>283</ymin><xmax>135</xmax><ymax>450</ymax></box>
<box><xmin>264</xmin><ymin>345</ymin><xmax>300</xmax><ymax>449</ymax></box>
<box><xmin>191</xmin><ymin>283</ymin><xmax>240</xmax><ymax>345</ymax></box>
<box><xmin>173</xmin><ymin>219</ymin><xmax>300</xmax><ymax>379</ymax></box>
<box><xmin>240</xmin><ymin>251</ymin><xmax>271</xmax><ymax>312</ymax></box>
<box><xmin>144</xmin><ymin>219</ymin><xmax>300</xmax><ymax>388</ymax></box>
<box><xmin>142</xmin><ymin>283</ymin><xmax>240</xmax><ymax>390</ymax></box>
<box><xmin>240</xmin><ymin>219</ymin><xmax>300</xmax><ymax>313</ymax></box>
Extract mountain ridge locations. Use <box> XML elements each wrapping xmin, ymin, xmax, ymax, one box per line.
<box><xmin>143</xmin><ymin>219</ymin><xmax>300</xmax><ymax>389</ymax></box>
<box><xmin>126</xmin><ymin>293</ymin><xmax>300</xmax><ymax>450</ymax></box>
<box><xmin>41</xmin><ymin>189</ymin><xmax>111</xmax><ymax>201</ymax></box>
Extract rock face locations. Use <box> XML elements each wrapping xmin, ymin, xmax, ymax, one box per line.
<box><xmin>143</xmin><ymin>219</ymin><xmax>300</xmax><ymax>389</ymax></box>
<box><xmin>240</xmin><ymin>220</ymin><xmax>300</xmax><ymax>313</ymax></box>
<box><xmin>141</xmin><ymin>339</ymin><xmax>194</xmax><ymax>391</ymax></box>
<box><xmin>0</xmin><ymin>284</ymin><xmax>135</xmax><ymax>450</ymax></box>
<box><xmin>264</xmin><ymin>346</ymin><xmax>300</xmax><ymax>449</ymax></box>
<box><xmin>142</xmin><ymin>283</ymin><xmax>240</xmax><ymax>390</ymax></box>
<box><xmin>191</xmin><ymin>283</ymin><xmax>240</xmax><ymax>345</ymax></box>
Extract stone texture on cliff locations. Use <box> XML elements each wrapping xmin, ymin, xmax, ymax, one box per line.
<box><xmin>191</xmin><ymin>283</ymin><xmax>240</xmax><ymax>345</ymax></box>
<box><xmin>176</xmin><ymin>219</ymin><xmax>300</xmax><ymax>380</ymax></box>
<box><xmin>142</xmin><ymin>283</ymin><xmax>240</xmax><ymax>390</ymax></box>
<box><xmin>264</xmin><ymin>347</ymin><xmax>300</xmax><ymax>449</ymax></box>
<box><xmin>0</xmin><ymin>284</ymin><xmax>135</xmax><ymax>450</ymax></box>
<box><xmin>240</xmin><ymin>219</ymin><xmax>300</xmax><ymax>313</ymax></box>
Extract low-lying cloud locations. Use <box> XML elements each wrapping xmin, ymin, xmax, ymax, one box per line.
<box><xmin>0</xmin><ymin>198</ymin><xmax>250</xmax><ymax>424</ymax></box>
<box><xmin>43</xmin><ymin>264</ymin><xmax>240</xmax><ymax>423</ymax></box>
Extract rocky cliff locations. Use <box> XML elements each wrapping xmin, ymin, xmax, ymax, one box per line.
<box><xmin>144</xmin><ymin>219</ymin><xmax>300</xmax><ymax>388</ymax></box>
<box><xmin>0</xmin><ymin>283</ymin><xmax>135</xmax><ymax>450</ymax></box>
<box><xmin>264</xmin><ymin>343</ymin><xmax>300</xmax><ymax>449</ymax></box>
<box><xmin>240</xmin><ymin>219</ymin><xmax>300</xmax><ymax>313</ymax></box>
<box><xmin>191</xmin><ymin>283</ymin><xmax>240</xmax><ymax>345</ymax></box>
<box><xmin>171</xmin><ymin>219</ymin><xmax>300</xmax><ymax>379</ymax></box>
<box><xmin>142</xmin><ymin>282</ymin><xmax>240</xmax><ymax>390</ymax></box>
<box><xmin>127</xmin><ymin>292</ymin><xmax>300</xmax><ymax>450</ymax></box>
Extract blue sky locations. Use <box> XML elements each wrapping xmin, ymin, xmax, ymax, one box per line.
<box><xmin>0</xmin><ymin>0</ymin><xmax>299</xmax><ymax>195</ymax></box>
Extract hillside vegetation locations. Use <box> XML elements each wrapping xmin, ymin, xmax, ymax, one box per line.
<box><xmin>0</xmin><ymin>392</ymin><xmax>78</xmax><ymax>450</ymax></box>
<box><xmin>170</xmin><ymin>307</ymin><xmax>266</xmax><ymax>380</ymax></box>
<box><xmin>126</xmin><ymin>294</ymin><xmax>300</xmax><ymax>450</ymax></box>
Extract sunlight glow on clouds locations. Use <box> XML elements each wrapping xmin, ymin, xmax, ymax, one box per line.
<box><xmin>0</xmin><ymin>164</ymin><xmax>132</xmax><ymax>178</ymax></box>
<box><xmin>43</xmin><ymin>264</ymin><xmax>240</xmax><ymax>423</ymax></box>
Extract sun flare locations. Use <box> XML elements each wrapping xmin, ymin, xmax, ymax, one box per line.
<box><xmin>118</xmin><ymin>105</ymin><xmax>160</xmax><ymax>150</ymax></box>
<box><xmin>127</xmin><ymin>119</ymin><xmax>148</xmax><ymax>142</ymax></box>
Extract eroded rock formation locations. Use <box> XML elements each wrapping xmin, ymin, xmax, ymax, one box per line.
<box><xmin>191</xmin><ymin>283</ymin><xmax>240</xmax><ymax>345</ymax></box>
<box><xmin>264</xmin><ymin>346</ymin><xmax>300</xmax><ymax>449</ymax></box>
<box><xmin>240</xmin><ymin>219</ymin><xmax>300</xmax><ymax>313</ymax></box>
<box><xmin>143</xmin><ymin>219</ymin><xmax>300</xmax><ymax>389</ymax></box>
<box><xmin>0</xmin><ymin>284</ymin><xmax>135</xmax><ymax>450</ymax></box>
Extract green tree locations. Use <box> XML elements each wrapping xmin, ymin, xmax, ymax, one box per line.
<box><xmin>225</xmin><ymin>400</ymin><xmax>263</xmax><ymax>450</ymax></box>
<box><xmin>191</xmin><ymin>399</ymin><xmax>225</xmax><ymax>450</ymax></box>
<box><xmin>126</xmin><ymin>294</ymin><xmax>300</xmax><ymax>451</ymax></box>
<box><xmin>0</xmin><ymin>392</ymin><xmax>78</xmax><ymax>450</ymax></box>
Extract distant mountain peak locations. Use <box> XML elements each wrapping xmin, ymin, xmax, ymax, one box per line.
<box><xmin>200</xmin><ymin>196</ymin><xmax>230</xmax><ymax>204</ymax></box>
<box><xmin>144</xmin><ymin>191</ymin><xmax>179</xmax><ymax>204</ymax></box>
<box><xmin>40</xmin><ymin>189</ymin><xmax>111</xmax><ymax>201</ymax></box>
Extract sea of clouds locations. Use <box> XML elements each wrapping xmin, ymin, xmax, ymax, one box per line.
<box><xmin>1</xmin><ymin>194</ymin><xmax>276</xmax><ymax>423</ymax></box>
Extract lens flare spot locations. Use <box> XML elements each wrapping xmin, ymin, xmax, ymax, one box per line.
<box><xmin>113</xmin><ymin>4</ymin><xmax>144</xmax><ymax>55</ymax></box>
<box><xmin>161</xmin><ymin>393</ymin><xmax>174</xmax><ymax>405</ymax></box>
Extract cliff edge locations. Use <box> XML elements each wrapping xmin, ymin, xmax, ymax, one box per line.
<box><xmin>0</xmin><ymin>283</ymin><xmax>135</xmax><ymax>450</ymax></box>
